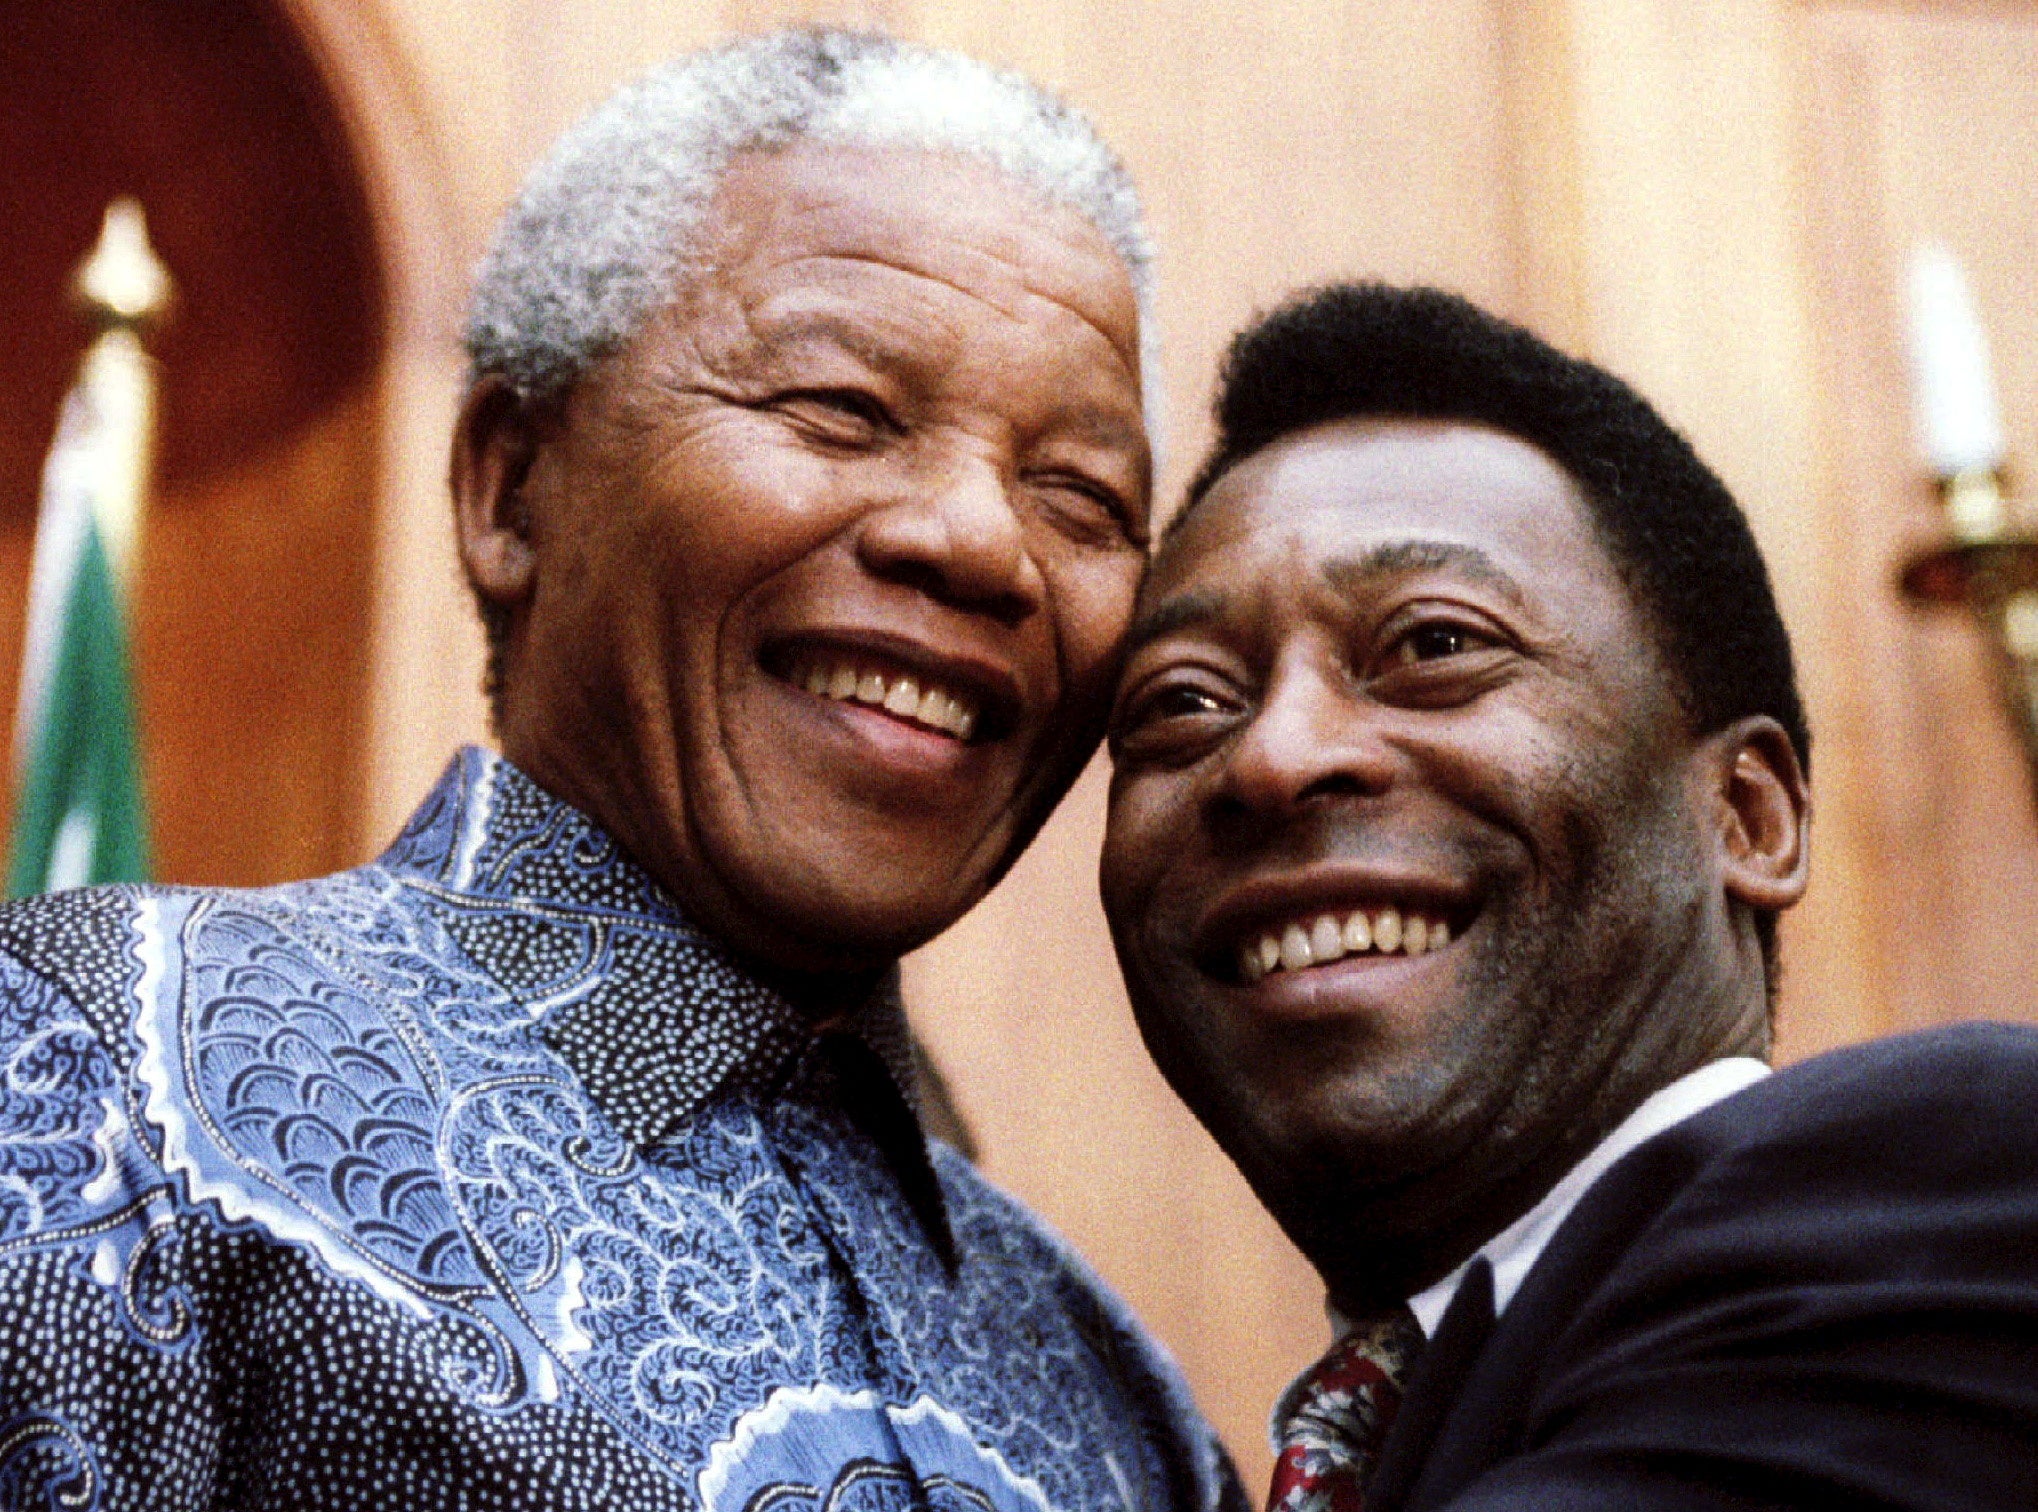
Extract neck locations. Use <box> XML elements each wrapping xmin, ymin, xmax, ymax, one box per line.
<box><xmin>1301</xmin><ymin>1112</ymin><xmax>1610</xmax><ymax>1313</ymax></box>
<box><xmin>1297</xmin><ymin>992</ymin><xmax>1768</xmax><ymax>1313</ymax></box>
<box><xmin>489</xmin><ymin>736</ymin><xmax>901</xmax><ymax>985</ymax></box>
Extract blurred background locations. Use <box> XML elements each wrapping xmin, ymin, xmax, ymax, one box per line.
<box><xmin>6</xmin><ymin>0</ymin><xmax>2035</xmax><ymax>1482</ymax></box>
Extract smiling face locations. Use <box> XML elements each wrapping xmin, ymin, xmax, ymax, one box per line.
<box><xmin>457</xmin><ymin>145</ymin><xmax>1149</xmax><ymax>975</ymax></box>
<box><xmin>1102</xmin><ymin>419</ymin><xmax>1781</xmax><ymax>1303</ymax></box>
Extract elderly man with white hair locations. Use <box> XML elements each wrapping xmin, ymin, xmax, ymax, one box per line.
<box><xmin>0</xmin><ymin>29</ymin><xmax>1242</xmax><ymax>1512</ymax></box>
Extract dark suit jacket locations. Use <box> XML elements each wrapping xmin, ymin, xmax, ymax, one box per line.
<box><xmin>1367</xmin><ymin>1024</ymin><xmax>2038</xmax><ymax>1510</ymax></box>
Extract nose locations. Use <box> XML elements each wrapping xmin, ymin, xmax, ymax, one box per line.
<box><xmin>1212</xmin><ymin>652</ymin><xmax>1399</xmax><ymax>824</ymax></box>
<box><xmin>854</xmin><ymin>453</ymin><xmax>1046</xmax><ymax>625</ymax></box>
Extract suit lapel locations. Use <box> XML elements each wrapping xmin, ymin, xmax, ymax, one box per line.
<box><xmin>1365</xmin><ymin>1258</ymin><xmax>1496</xmax><ymax>1511</ymax></box>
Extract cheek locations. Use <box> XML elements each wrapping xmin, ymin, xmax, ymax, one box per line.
<box><xmin>674</xmin><ymin>525</ymin><xmax>866</xmax><ymax>679</ymax></box>
<box><xmin>641</xmin><ymin>424</ymin><xmax>849</xmax><ymax>577</ymax></box>
<box><xmin>1102</xmin><ymin>779</ymin><xmax>1204</xmax><ymax>945</ymax></box>
<box><xmin>1044</xmin><ymin>551</ymin><xmax>1143</xmax><ymax>689</ymax></box>
<box><xmin>1413</xmin><ymin>711</ymin><xmax>1619</xmax><ymax>878</ymax></box>
<box><xmin>1101</xmin><ymin>798</ymin><xmax>1159</xmax><ymax>877</ymax></box>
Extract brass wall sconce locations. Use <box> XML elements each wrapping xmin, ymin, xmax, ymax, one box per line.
<box><xmin>1899</xmin><ymin>468</ymin><xmax>2038</xmax><ymax>803</ymax></box>
<box><xmin>1896</xmin><ymin>245</ymin><xmax>2038</xmax><ymax>808</ymax></box>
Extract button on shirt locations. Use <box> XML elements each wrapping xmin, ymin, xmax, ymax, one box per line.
<box><xmin>0</xmin><ymin>747</ymin><xmax>1240</xmax><ymax>1512</ymax></box>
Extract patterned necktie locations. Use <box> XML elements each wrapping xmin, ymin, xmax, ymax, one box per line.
<box><xmin>1266</xmin><ymin>1305</ymin><xmax>1424</xmax><ymax>1512</ymax></box>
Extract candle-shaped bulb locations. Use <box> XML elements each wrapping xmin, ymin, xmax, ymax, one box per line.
<box><xmin>73</xmin><ymin>198</ymin><xmax>172</xmax><ymax>329</ymax></box>
<box><xmin>1905</xmin><ymin>242</ymin><xmax>2005</xmax><ymax>479</ymax></box>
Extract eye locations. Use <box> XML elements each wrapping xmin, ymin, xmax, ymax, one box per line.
<box><xmin>1141</xmin><ymin>684</ymin><xmax>1228</xmax><ymax>720</ymax></box>
<box><xmin>1109</xmin><ymin>675</ymin><xmax>1240</xmax><ymax>765</ymax></box>
<box><xmin>1393</xmin><ymin>621</ymin><xmax>1484</xmax><ymax>665</ymax></box>
<box><xmin>771</xmin><ymin>388</ymin><xmax>898</xmax><ymax>448</ymax></box>
<box><xmin>1365</xmin><ymin>610</ymin><xmax>1517</xmax><ymax>707</ymax></box>
<box><xmin>1027</xmin><ymin>470</ymin><xmax>1140</xmax><ymax>548</ymax></box>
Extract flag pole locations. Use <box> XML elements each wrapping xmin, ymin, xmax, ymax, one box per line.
<box><xmin>69</xmin><ymin>198</ymin><xmax>170</xmax><ymax>590</ymax></box>
<box><xmin>8</xmin><ymin>200</ymin><xmax>171</xmax><ymax>894</ymax></box>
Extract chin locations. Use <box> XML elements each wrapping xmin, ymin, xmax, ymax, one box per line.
<box><xmin>1168</xmin><ymin>1038</ymin><xmax>1415</xmax><ymax>1201</ymax></box>
<box><xmin>736</xmin><ymin>864</ymin><xmax>980</xmax><ymax>974</ymax></box>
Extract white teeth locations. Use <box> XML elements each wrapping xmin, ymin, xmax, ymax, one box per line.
<box><xmin>1373</xmin><ymin>907</ymin><xmax>1402</xmax><ymax>954</ymax></box>
<box><xmin>792</xmin><ymin>657</ymin><xmax>984</xmax><ymax>740</ymax></box>
<box><xmin>1343</xmin><ymin>911</ymin><xmax>1372</xmax><ymax>953</ymax></box>
<box><xmin>1309</xmin><ymin>915</ymin><xmax>1344</xmax><ymax>965</ymax></box>
<box><xmin>1238</xmin><ymin>906</ymin><xmax>1456</xmax><ymax>982</ymax></box>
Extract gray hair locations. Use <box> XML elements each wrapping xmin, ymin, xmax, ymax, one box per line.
<box><xmin>465</xmin><ymin>27</ymin><xmax>1161</xmax><ymax>433</ymax></box>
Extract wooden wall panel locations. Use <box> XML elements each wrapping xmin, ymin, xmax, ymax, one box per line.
<box><xmin>133</xmin><ymin>391</ymin><xmax>379</xmax><ymax>884</ymax></box>
<box><xmin>1787</xmin><ymin>1</ymin><xmax>2038</xmax><ymax>1045</ymax></box>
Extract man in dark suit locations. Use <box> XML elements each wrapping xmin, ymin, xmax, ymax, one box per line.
<box><xmin>1100</xmin><ymin>282</ymin><xmax>2038</xmax><ymax>1509</ymax></box>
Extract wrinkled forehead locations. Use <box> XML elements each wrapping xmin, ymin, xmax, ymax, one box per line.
<box><xmin>677</xmin><ymin>145</ymin><xmax>1140</xmax><ymax>357</ymax></box>
<box><xmin>716</xmin><ymin>144</ymin><xmax>1107</xmax><ymax>252</ymax></box>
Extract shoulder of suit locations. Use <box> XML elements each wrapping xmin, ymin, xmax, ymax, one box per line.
<box><xmin>1629</xmin><ymin>1023</ymin><xmax>2038</xmax><ymax>1203</ymax></box>
<box><xmin>1708</xmin><ymin>1022</ymin><xmax>2038</xmax><ymax>1131</ymax></box>
<box><xmin>1524</xmin><ymin>1023</ymin><xmax>2038</xmax><ymax>1345</ymax></box>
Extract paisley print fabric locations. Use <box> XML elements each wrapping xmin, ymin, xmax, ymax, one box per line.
<box><xmin>0</xmin><ymin>748</ymin><xmax>1243</xmax><ymax>1512</ymax></box>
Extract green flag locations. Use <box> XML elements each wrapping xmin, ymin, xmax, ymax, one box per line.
<box><xmin>8</xmin><ymin>519</ymin><xmax>148</xmax><ymax>895</ymax></box>
<box><xmin>10</xmin><ymin>200</ymin><xmax>165</xmax><ymax>897</ymax></box>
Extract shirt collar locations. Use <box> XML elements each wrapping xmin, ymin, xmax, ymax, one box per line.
<box><xmin>1403</xmin><ymin>1056</ymin><xmax>1771</xmax><ymax>1336</ymax></box>
<box><xmin>379</xmin><ymin>746</ymin><xmax>922</xmax><ymax>1148</ymax></box>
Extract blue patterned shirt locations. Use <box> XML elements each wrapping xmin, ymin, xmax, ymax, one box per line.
<box><xmin>0</xmin><ymin>748</ymin><xmax>1242</xmax><ymax>1512</ymax></box>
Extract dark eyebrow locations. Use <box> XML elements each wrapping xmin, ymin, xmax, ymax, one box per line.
<box><xmin>1126</xmin><ymin>540</ymin><xmax>1528</xmax><ymax>660</ymax></box>
<box><xmin>1323</xmin><ymin>540</ymin><xmax>1529</xmax><ymax>609</ymax></box>
<box><xmin>1124</xmin><ymin>588</ymin><xmax>1225</xmax><ymax>658</ymax></box>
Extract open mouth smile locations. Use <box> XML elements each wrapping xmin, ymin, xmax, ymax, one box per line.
<box><xmin>790</xmin><ymin>651</ymin><xmax>981</xmax><ymax>740</ymax></box>
<box><xmin>1235</xmin><ymin>904</ymin><xmax>1455</xmax><ymax>982</ymax></box>
<box><xmin>766</xmin><ymin>635</ymin><xmax>1022</xmax><ymax>748</ymax></box>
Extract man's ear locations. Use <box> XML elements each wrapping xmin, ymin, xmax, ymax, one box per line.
<box><xmin>1704</xmin><ymin>716</ymin><xmax>1811</xmax><ymax>914</ymax></box>
<box><xmin>449</xmin><ymin>374</ymin><xmax>545</xmax><ymax>609</ymax></box>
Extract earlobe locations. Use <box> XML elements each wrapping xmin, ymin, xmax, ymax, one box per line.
<box><xmin>450</xmin><ymin>374</ymin><xmax>543</xmax><ymax>606</ymax></box>
<box><xmin>1711</xmin><ymin>717</ymin><xmax>1811</xmax><ymax>913</ymax></box>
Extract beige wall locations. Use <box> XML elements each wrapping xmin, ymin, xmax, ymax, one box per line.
<box><xmin>269</xmin><ymin>0</ymin><xmax>2038</xmax><ymax>1483</ymax></box>
<box><xmin>1790</xmin><ymin>1</ymin><xmax>2038</xmax><ymax>1046</ymax></box>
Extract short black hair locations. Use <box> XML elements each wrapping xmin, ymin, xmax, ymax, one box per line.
<box><xmin>1183</xmin><ymin>282</ymin><xmax>1809</xmax><ymax>770</ymax></box>
<box><xmin>1180</xmin><ymin>282</ymin><xmax>1809</xmax><ymax>979</ymax></box>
